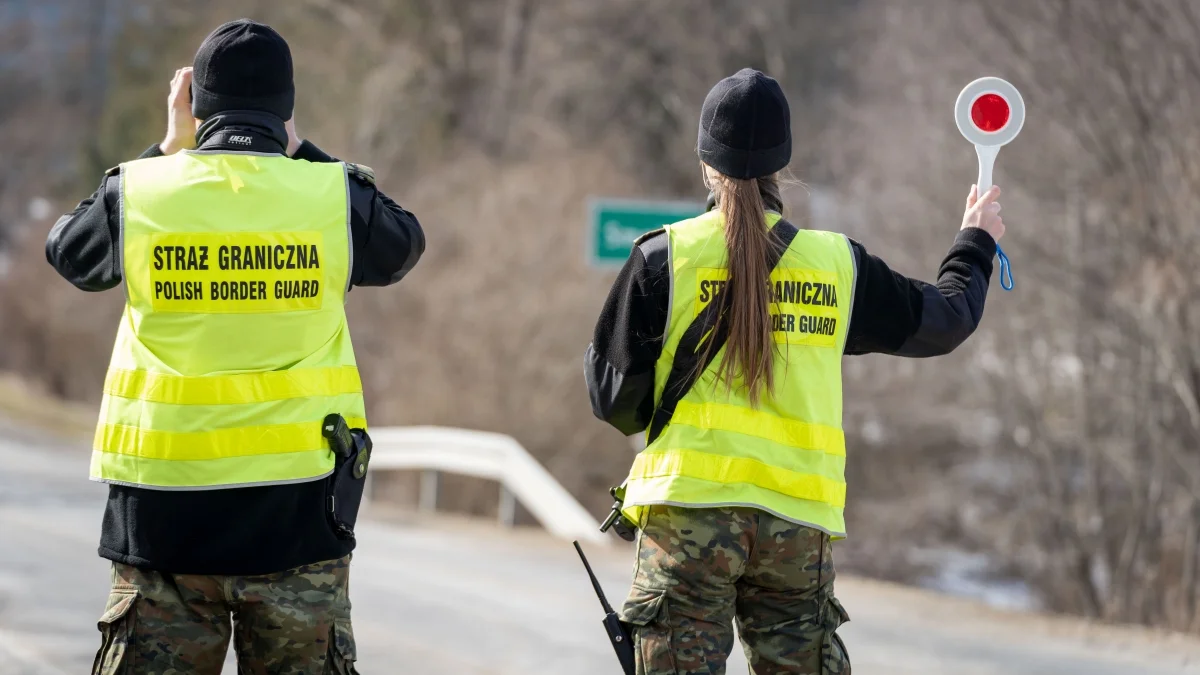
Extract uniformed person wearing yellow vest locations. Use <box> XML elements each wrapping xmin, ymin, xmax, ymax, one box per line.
<box><xmin>585</xmin><ymin>69</ymin><xmax>1005</xmax><ymax>674</ymax></box>
<box><xmin>46</xmin><ymin>20</ymin><xmax>424</xmax><ymax>674</ymax></box>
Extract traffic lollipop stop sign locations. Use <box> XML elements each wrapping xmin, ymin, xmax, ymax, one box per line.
<box><xmin>955</xmin><ymin>77</ymin><xmax>1024</xmax><ymax>291</ymax></box>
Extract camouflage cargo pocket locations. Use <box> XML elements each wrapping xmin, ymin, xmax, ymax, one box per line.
<box><xmin>622</xmin><ymin>585</ymin><xmax>676</xmax><ymax>675</ymax></box>
<box><xmin>91</xmin><ymin>588</ymin><xmax>137</xmax><ymax>675</ymax></box>
<box><xmin>326</xmin><ymin>619</ymin><xmax>359</xmax><ymax>675</ymax></box>
<box><xmin>822</xmin><ymin>596</ymin><xmax>851</xmax><ymax>675</ymax></box>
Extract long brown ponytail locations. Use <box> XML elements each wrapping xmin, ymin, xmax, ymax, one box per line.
<box><xmin>703</xmin><ymin>165</ymin><xmax>784</xmax><ymax>405</ymax></box>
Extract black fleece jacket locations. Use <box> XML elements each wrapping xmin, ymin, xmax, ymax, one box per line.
<box><xmin>585</xmin><ymin>219</ymin><xmax>996</xmax><ymax>436</ymax></box>
<box><xmin>45</xmin><ymin>112</ymin><xmax>424</xmax><ymax>575</ymax></box>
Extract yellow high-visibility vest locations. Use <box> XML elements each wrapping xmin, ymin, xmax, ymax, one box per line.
<box><xmin>90</xmin><ymin>151</ymin><xmax>366</xmax><ymax>490</ymax></box>
<box><xmin>621</xmin><ymin>210</ymin><xmax>857</xmax><ymax>537</ymax></box>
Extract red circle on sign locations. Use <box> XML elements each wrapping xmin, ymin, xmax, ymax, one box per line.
<box><xmin>970</xmin><ymin>94</ymin><xmax>1010</xmax><ymax>132</ymax></box>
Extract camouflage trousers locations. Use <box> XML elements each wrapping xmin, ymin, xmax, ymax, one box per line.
<box><xmin>621</xmin><ymin>506</ymin><xmax>850</xmax><ymax>675</ymax></box>
<box><xmin>91</xmin><ymin>556</ymin><xmax>358</xmax><ymax>675</ymax></box>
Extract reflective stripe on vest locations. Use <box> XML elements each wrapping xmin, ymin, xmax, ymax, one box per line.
<box><xmin>90</xmin><ymin>151</ymin><xmax>365</xmax><ymax>490</ymax></box>
<box><xmin>621</xmin><ymin>210</ymin><xmax>856</xmax><ymax>537</ymax></box>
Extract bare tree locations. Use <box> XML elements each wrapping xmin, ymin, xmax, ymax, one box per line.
<box><xmin>837</xmin><ymin>0</ymin><xmax>1200</xmax><ymax>630</ymax></box>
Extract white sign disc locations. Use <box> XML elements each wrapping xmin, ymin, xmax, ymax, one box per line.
<box><xmin>955</xmin><ymin>77</ymin><xmax>1024</xmax><ymax>147</ymax></box>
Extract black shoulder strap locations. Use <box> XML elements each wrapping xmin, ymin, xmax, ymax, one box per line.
<box><xmin>646</xmin><ymin>218</ymin><xmax>801</xmax><ymax>444</ymax></box>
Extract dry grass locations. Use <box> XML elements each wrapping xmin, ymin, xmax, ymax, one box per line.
<box><xmin>0</xmin><ymin>374</ymin><xmax>96</xmax><ymax>440</ymax></box>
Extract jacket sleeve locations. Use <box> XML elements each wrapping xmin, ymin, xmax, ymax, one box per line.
<box><xmin>584</xmin><ymin>231</ymin><xmax>671</xmax><ymax>435</ymax></box>
<box><xmin>844</xmin><ymin>228</ymin><xmax>996</xmax><ymax>357</ymax></box>
<box><xmin>45</xmin><ymin>144</ymin><xmax>163</xmax><ymax>291</ymax></box>
<box><xmin>292</xmin><ymin>141</ymin><xmax>424</xmax><ymax>287</ymax></box>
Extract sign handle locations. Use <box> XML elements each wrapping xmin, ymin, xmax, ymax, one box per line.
<box><xmin>974</xmin><ymin>144</ymin><xmax>1013</xmax><ymax>291</ymax></box>
<box><xmin>974</xmin><ymin>145</ymin><xmax>997</xmax><ymax>195</ymax></box>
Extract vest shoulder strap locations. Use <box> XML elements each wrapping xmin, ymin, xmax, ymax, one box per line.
<box><xmin>646</xmin><ymin>218</ymin><xmax>801</xmax><ymax>444</ymax></box>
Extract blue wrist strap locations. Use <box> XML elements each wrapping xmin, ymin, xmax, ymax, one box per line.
<box><xmin>996</xmin><ymin>244</ymin><xmax>1013</xmax><ymax>291</ymax></box>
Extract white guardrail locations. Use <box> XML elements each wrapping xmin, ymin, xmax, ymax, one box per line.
<box><xmin>365</xmin><ymin>426</ymin><xmax>609</xmax><ymax>546</ymax></box>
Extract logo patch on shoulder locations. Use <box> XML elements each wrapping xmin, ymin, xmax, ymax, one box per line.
<box><xmin>345</xmin><ymin>163</ymin><xmax>376</xmax><ymax>185</ymax></box>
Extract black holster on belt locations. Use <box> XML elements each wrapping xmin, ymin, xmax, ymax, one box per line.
<box><xmin>322</xmin><ymin>413</ymin><xmax>372</xmax><ymax>541</ymax></box>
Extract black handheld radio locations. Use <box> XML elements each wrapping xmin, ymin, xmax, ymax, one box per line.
<box><xmin>572</xmin><ymin>541</ymin><xmax>635</xmax><ymax>675</ymax></box>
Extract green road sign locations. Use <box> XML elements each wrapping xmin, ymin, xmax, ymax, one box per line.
<box><xmin>588</xmin><ymin>198</ymin><xmax>706</xmax><ymax>266</ymax></box>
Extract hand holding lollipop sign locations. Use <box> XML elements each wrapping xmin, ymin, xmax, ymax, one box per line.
<box><xmin>955</xmin><ymin>77</ymin><xmax>1024</xmax><ymax>291</ymax></box>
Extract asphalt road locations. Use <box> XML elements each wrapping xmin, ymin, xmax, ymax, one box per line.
<box><xmin>2</xmin><ymin>426</ymin><xmax>1199</xmax><ymax>675</ymax></box>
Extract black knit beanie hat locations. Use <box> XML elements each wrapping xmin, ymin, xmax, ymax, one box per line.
<box><xmin>191</xmin><ymin>19</ymin><xmax>295</xmax><ymax>121</ymax></box>
<box><xmin>697</xmin><ymin>68</ymin><xmax>791</xmax><ymax>179</ymax></box>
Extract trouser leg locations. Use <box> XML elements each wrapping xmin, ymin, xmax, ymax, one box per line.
<box><xmin>735</xmin><ymin>518</ymin><xmax>850</xmax><ymax>675</ymax></box>
<box><xmin>92</xmin><ymin>563</ymin><xmax>232</xmax><ymax>675</ymax></box>
<box><xmin>621</xmin><ymin>506</ymin><xmax>754</xmax><ymax>675</ymax></box>
<box><xmin>230</xmin><ymin>555</ymin><xmax>358</xmax><ymax>675</ymax></box>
